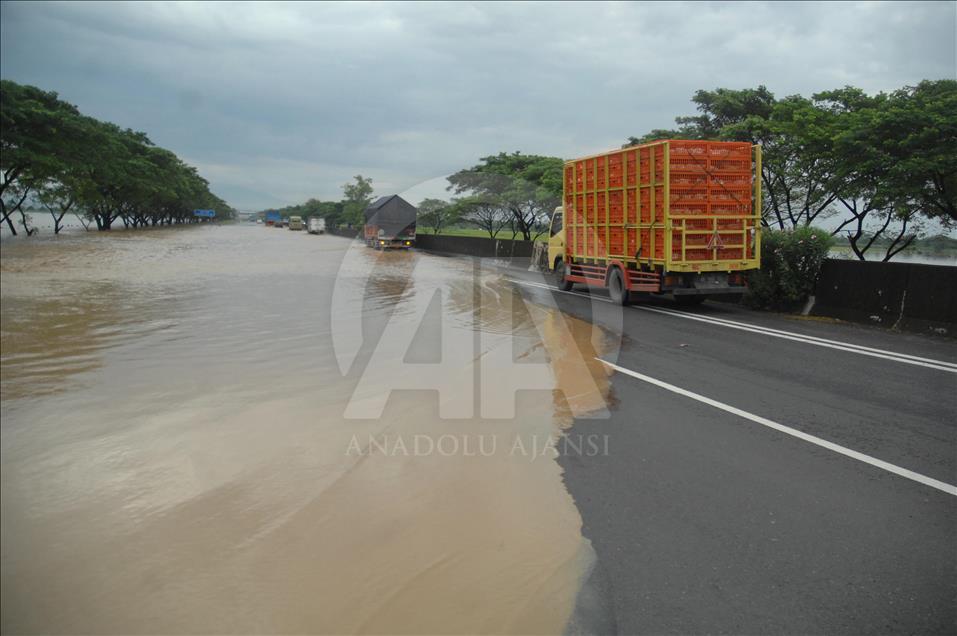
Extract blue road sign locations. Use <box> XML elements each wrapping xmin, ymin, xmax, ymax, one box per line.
<box><xmin>193</xmin><ymin>209</ymin><xmax>216</xmax><ymax>218</ymax></box>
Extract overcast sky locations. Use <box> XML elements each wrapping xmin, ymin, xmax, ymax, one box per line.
<box><xmin>1</xmin><ymin>1</ymin><xmax>954</xmax><ymax>211</ymax></box>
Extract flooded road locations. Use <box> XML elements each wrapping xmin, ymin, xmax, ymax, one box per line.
<box><xmin>1</xmin><ymin>225</ymin><xmax>613</xmax><ymax>634</ymax></box>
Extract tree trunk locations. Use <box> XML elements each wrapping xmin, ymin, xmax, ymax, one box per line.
<box><xmin>1</xmin><ymin>207</ymin><xmax>16</xmax><ymax>236</ymax></box>
<box><xmin>18</xmin><ymin>209</ymin><xmax>37</xmax><ymax>236</ymax></box>
<box><xmin>53</xmin><ymin>212</ymin><xmax>66</xmax><ymax>234</ymax></box>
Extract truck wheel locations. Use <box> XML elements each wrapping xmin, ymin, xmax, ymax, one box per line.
<box><xmin>608</xmin><ymin>268</ymin><xmax>630</xmax><ymax>305</ymax></box>
<box><xmin>675</xmin><ymin>295</ymin><xmax>706</xmax><ymax>307</ymax></box>
<box><xmin>554</xmin><ymin>258</ymin><xmax>573</xmax><ymax>291</ymax></box>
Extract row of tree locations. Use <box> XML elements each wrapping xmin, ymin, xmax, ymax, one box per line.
<box><xmin>627</xmin><ymin>80</ymin><xmax>956</xmax><ymax>261</ymax></box>
<box><xmin>259</xmin><ymin>154</ymin><xmax>562</xmax><ymax>242</ymax></box>
<box><xmin>1</xmin><ymin>80</ymin><xmax>234</xmax><ymax>236</ymax></box>
<box><xmin>258</xmin><ymin>175</ymin><xmax>375</xmax><ymax>229</ymax></box>
<box><xmin>257</xmin><ymin>80</ymin><xmax>954</xmax><ymax>261</ymax></box>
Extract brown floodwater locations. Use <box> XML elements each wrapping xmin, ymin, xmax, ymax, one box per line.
<box><xmin>0</xmin><ymin>225</ymin><xmax>613</xmax><ymax>634</ymax></box>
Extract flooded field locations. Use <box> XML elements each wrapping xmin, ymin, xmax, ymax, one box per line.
<box><xmin>1</xmin><ymin>225</ymin><xmax>613</xmax><ymax>634</ymax></box>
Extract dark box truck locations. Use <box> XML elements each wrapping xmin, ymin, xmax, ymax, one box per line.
<box><xmin>364</xmin><ymin>195</ymin><xmax>417</xmax><ymax>249</ymax></box>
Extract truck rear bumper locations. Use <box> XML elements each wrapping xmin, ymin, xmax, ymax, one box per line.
<box><xmin>373</xmin><ymin>240</ymin><xmax>415</xmax><ymax>249</ymax></box>
<box><xmin>664</xmin><ymin>271</ymin><xmax>748</xmax><ymax>296</ymax></box>
<box><xmin>670</xmin><ymin>286</ymin><xmax>747</xmax><ymax>296</ymax></box>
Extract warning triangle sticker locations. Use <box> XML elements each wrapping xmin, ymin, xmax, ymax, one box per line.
<box><xmin>707</xmin><ymin>230</ymin><xmax>724</xmax><ymax>250</ymax></box>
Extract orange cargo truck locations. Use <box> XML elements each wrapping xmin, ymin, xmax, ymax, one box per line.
<box><xmin>547</xmin><ymin>139</ymin><xmax>761</xmax><ymax>305</ymax></box>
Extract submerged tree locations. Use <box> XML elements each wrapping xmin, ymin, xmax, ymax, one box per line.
<box><xmin>0</xmin><ymin>79</ymin><xmax>233</xmax><ymax>234</ymax></box>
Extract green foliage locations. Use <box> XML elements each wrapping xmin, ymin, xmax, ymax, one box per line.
<box><xmin>745</xmin><ymin>226</ymin><xmax>834</xmax><ymax>310</ymax></box>
<box><xmin>447</xmin><ymin>152</ymin><xmax>562</xmax><ymax>240</ymax></box>
<box><xmin>0</xmin><ymin>79</ymin><xmax>233</xmax><ymax>234</ymax></box>
<box><xmin>342</xmin><ymin>175</ymin><xmax>374</xmax><ymax>227</ymax></box>
<box><xmin>819</xmin><ymin>80</ymin><xmax>957</xmax><ymax>259</ymax></box>
<box><xmin>417</xmin><ymin>198</ymin><xmax>459</xmax><ymax>234</ymax></box>
<box><xmin>448</xmin><ymin>195</ymin><xmax>509</xmax><ymax>239</ymax></box>
<box><xmin>627</xmin><ymin>81</ymin><xmax>957</xmax><ymax>262</ymax></box>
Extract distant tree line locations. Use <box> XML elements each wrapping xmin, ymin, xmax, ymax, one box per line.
<box><xmin>262</xmin><ymin>155</ymin><xmax>562</xmax><ymax>242</ymax></box>
<box><xmin>1</xmin><ymin>80</ymin><xmax>234</xmax><ymax>236</ymax></box>
<box><xmin>257</xmin><ymin>80</ymin><xmax>954</xmax><ymax>262</ymax></box>
<box><xmin>255</xmin><ymin>175</ymin><xmax>373</xmax><ymax>229</ymax></box>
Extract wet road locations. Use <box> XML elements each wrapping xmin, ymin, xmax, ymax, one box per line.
<box><xmin>1</xmin><ymin>225</ymin><xmax>612</xmax><ymax>634</ymax></box>
<box><xmin>509</xmin><ymin>272</ymin><xmax>957</xmax><ymax>634</ymax></box>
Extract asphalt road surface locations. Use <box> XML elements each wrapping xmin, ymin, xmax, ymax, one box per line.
<box><xmin>506</xmin><ymin>270</ymin><xmax>957</xmax><ymax>635</ymax></box>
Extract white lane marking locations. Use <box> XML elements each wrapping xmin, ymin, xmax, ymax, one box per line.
<box><xmin>506</xmin><ymin>278</ymin><xmax>957</xmax><ymax>373</ymax></box>
<box><xmin>635</xmin><ymin>304</ymin><xmax>957</xmax><ymax>371</ymax></box>
<box><xmin>598</xmin><ymin>358</ymin><xmax>957</xmax><ymax>497</ymax></box>
<box><xmin>507</xmin><ymin>278</ymin><xmax>611</xmax><ymax>303</ymax></box>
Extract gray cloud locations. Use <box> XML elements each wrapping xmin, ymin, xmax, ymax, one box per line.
<box><xmin>2</xmin><ymin>1</ymin><xmax>954</xmax><ymax>209</ymax></box>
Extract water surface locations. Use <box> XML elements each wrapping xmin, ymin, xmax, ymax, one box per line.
<box><xmin>1</xmin><ymin>225</ymin><xmax>612</xmax><ymax>634</ymax></box>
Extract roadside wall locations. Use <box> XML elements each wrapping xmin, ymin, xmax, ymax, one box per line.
<box><xmin>415</xmin><ymin>234</ymin><xmax>536</xmax><ymax>259</ymax></box>
<box><xmin>330</xmin><ymin>228</ymin><xmax>956</xmax><ymax>334</ymax></box>
<box><xmin>328</xmin><ymin>226</ymin><xmax>360</xmax><ymax>238</ymax></box>
<box><xmin>327</xmin><ymin>228</ymin><xmax>536</xmax><ymax>266</ymax></box>
<box><xmin>813</xmin><ymin>259</ymin><xmax>957</xmax><ymax>334</ymax></box>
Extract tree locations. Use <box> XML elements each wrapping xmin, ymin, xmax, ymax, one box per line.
<box><xmin>342</xmin><ymin>175</ymin><xmax>374</xmax><ymax>227</ymax></box>
<box><xmin>755</xmin><ymin>95</ymin><xmax>840</xmax><ymax>229</ymax></box>
<box><xmin>37</xmin><ymin>181</ymin><xmax>76</xmax><ymax>234</ymax></box>
<box><xmin>417</xmin><ymin>198</ymin><xmax>459</xmax><ymax>234</ymax></box>
<box><xmin>624</xmin><ymin>82</ymin><xmax>955</xmax><ymax>261</ymax></box>
<box><xmin>623</xmin><ymin>128</ymin><xmax>686</xmax><ymax>146</ymax></box>
<box><xmin>447</xmin><ymin>152</ymin><xmax>562</xmax><ymax>240</ymax></box>
<box><xmin>676</xmin><ymin>86</ymin><xmax>776</xmax><ymax>139</ymax></box>
<box><xmin>624</xmin><ymin>86</ymin><xmax>841</xmax><ymax>230</ymax></box>
<box><xmin>868</xmin><ymin>80</ymin><xmax>956</xmax><ymax>227</ymax></box>
<box><xmin>818</xmin><ymin>87</ymin><xmax>922</xmax><ymax>261</ymax></box>
<box><xmin>1</xmin><ymin>79</ymin><xmax>233</xmax><ymax>235</ymax></box>
<box><xmin>454</xmin><ymin>196</ymin><xmax>509</xmax><ymax>239</ymax></box>
<box><xmin>0</xmin><ymin>80</ymin><xmax>82</xmax><ymax>235</ymax></box>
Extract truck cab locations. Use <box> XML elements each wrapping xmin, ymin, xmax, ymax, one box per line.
<box><xmin>547</xmin><ymin>206</ymin><xmax>565</xmax><ymax>271</ymax></box>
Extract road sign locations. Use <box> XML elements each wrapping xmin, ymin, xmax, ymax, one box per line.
<box><xmin>193</xmin><ymin>209</ymin><xmax>216</xmax><ymax>218</ymax></box>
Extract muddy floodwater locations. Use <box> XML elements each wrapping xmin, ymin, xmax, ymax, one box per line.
<box><xmin>1</xmin><ymin>225</ymin><xmax>613</xmax><ymax>634</ymax></box>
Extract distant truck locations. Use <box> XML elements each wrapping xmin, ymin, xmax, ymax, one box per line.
<box><xmin>288</xmin><ymin>215</ymin><xmax>304</xmax><ymax>231</ymax></box>
<box><xmin>307</xmin><ymin>217</ymin><xmax>326</xmax><ymax>234</ymax></box>
<box><xmin>265</xmin><ymin>211</ymin><xmax>281</xmax><ymax>227</ymax></box>
<box><xmin>547</xmin><ymin>139</ymin><xmax>761</xmax><ymax>305</ymax></box>
<box><xmin>364</xmin><ymin>195</ymin><xmax>416</xmax><ymax>249</ymax></box>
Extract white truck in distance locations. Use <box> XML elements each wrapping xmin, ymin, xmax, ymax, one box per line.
<box><xmin>307</xmin><ymin>218</ymin><xmax>326</xmax><ymax>234</ymax></box>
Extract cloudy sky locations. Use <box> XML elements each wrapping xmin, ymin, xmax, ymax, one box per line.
<box><xmin>1</xmin><ymin>1</ymin><xmax>954</xmax><ymax>210</ymax></box>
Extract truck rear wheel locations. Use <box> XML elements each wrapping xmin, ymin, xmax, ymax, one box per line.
<box><xmin>608</xmin><ymin>268</ymin><xmax>630</xmax><ymax>305</ymax></box>
<box><xmin>554</xmin><ymin>258</ymin><xmax>573</xmax><ymax>291</ymax></box>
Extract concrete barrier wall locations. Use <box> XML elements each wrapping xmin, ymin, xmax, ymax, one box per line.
<box><xmin>327</xmin><ymin>228</ymin><xmax>536</xmax><ymax>263</ymax></box>
<box><xmin>332</xmin><ymin>229</ymin><xmax>956</xmax><ymax>334</ymax></box>
<box><xmin>813</xmin><ymin>259</ymin><xmax>957</xmax><ymax>333</ymax></box>
<box><xmin>327</xmin><ymin>226</ymin><xmax>360</xmax><ymax>238</ymax></box>
<box><xmin>415</xmin><ymin>233</ymin><xmax>536</xmax><ymax>259</ymax></box>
